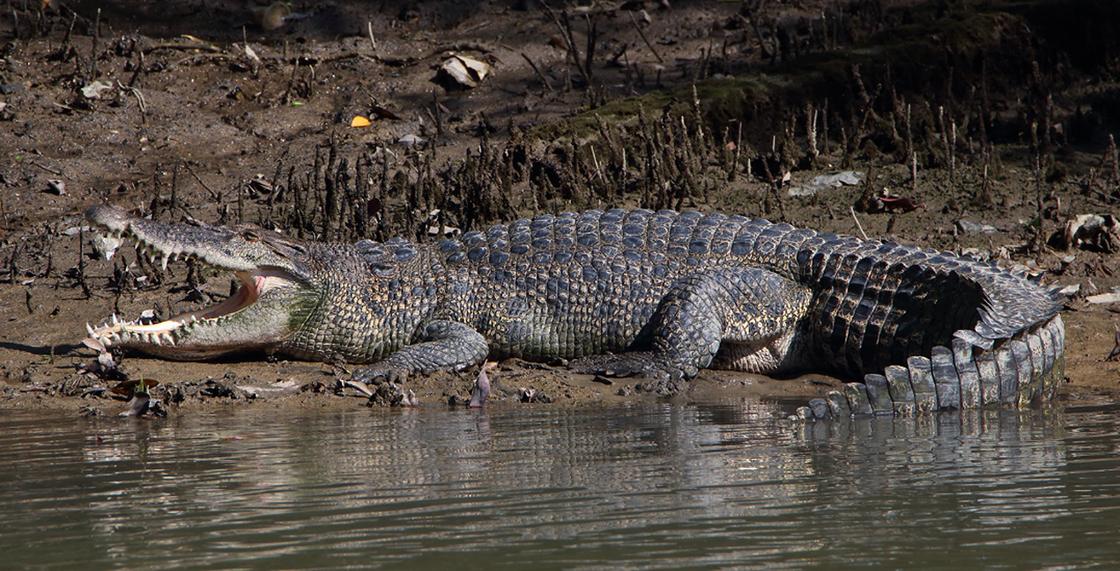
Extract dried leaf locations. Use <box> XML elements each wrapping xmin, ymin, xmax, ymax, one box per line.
<box><xmin>350</xmin><ymin>115</ymin><xmax>372</xmax><ymax>128</ymax></box>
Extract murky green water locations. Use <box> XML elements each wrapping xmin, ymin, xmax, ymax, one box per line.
<box><xmin>3</xmin><ymin>399</ymin><xmax>1120</xmax><ymax>569</ymax></box>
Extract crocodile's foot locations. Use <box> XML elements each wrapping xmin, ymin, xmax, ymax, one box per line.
<box><xmin>353</xmin><ymin>365</ymin><xmax>410</xmax><ymax>385</ymax></box>
<box><xmin>570</xmin><ymin>352</ymin><xmax>694</xmax><ymax>395</ymax></box>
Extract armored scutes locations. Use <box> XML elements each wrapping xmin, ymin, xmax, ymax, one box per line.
<box><xmin>83</xmin><ymin>205</ymin><xmax>1066</xmax><ymax>417</ymax></box>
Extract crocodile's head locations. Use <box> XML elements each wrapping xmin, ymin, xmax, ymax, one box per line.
<box><xmin>84</xmin><ymin>205</ymin><xmax>319</xmax><ymax>360</ymax></box>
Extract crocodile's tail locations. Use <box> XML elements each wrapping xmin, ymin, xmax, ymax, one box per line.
<box><xmin>792</xmin><ymin>236</ymin><xmax>1066</xmax><ymax>420</ymax></box>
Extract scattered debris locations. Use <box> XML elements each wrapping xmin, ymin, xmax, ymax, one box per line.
<box><xmin>116</xmin><ymin>379</ymin><xmax>166</xmax><ymax>418</ymax></box>
<box><xmin>80</xmin><ymin>80</ymin><xmax>114</xmax><ymax>99</ymax></box>
<box><xmin>245</xmin><ymin>175</ymin><xmax>273</xmax><ymax>196</ymax></box>
<box><xmin>435</xmin><ymin>54</ymin><xmax>492</xmax><ymax>90</ymax></box>
<box><xmin>397</xmin><ymin>134</ymin><xmax>426</xmax><ymax>147</ymax></box>
<box><xmin>368</xmin><ymin>103</ymin><xmax>402</xmax><ymax>121</ymax></box>
<box><xmin>1057</xmin><ymin>214</ymin><xmax>1119</xmax><ymax>252</ymax></box>
<box><xmin>519</xmin><ymin>387</ymin><xmax>551</xmax><ymax>403</ymax></box>
<box><xmin>788</xmin><ymin>171</ymin><xmax>863</xmax><ymax>197</ymax></box>
<box><xmin>45</xmin><ymin>179</ymin><xmax>66</xmax><ymax>195</ymax></box>
<box><xmin>242</xmin><ymin>43</ymin><xmax>262</xmax><ymax>65</ymax></box>
<box><xmin>122</xmin><ymin>392</ymin><xmax>150</xmax><ymax>417</ymax></box>
<box><xmin>369</xmin><ymin>381</ymin><xmax>418</xmax><ymax>407</ymax></box>
<box><xmin>469</xmin><ymin>362</ymin><xmax>496</xmax><ymax>408</ymax></box>
<box><xmin>868</xmin><ymin>194</ymin><xmax>922</xmax><ymax>214</ymax></box>
<box><xmin>110</xmin><ymin>378</ymin><xmax>161</xmax><ymax>399</ymax></box>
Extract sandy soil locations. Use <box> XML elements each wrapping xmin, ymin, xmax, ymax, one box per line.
<box><xmin>2</xmin><ymin>0</ymin><xmax>1120</xmax><ymax>416</ymax></box>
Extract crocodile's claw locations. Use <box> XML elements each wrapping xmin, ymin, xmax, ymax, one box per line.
<box><xmin>353</xmin><ymin>364</ymin><xmax>409</xmax><ymax>385</ymax></box>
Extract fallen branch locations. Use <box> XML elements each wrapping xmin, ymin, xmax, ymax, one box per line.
<box><xmin>850</xmin><ymin>205</ymin><xmax>869</xmax><ymax>240</ymax></box>
<box><xmin>521</xmin><ymin>52</ymin><xmax>554</xmax><ymax>93</ymax></box>
<box><xmin>628</xmin><ymin>10</ymin><xmax>664</xmax><ymax>64</ymax></box>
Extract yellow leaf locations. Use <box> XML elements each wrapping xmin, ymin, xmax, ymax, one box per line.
<box><xmin>350</xmin><ymin>115</ymin><xmax>372</xmax><ymax>128</ymax></box>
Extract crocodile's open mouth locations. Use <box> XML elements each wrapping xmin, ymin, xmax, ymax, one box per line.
<box><xmin>83</xmin><ymin>206</ymin><xmax>308</xmax><ymax>358</ymax></box>
<box><xmin>85</xmin><ymin>268</ymin><xmax>298</xmax><ymax>350</ymax></box>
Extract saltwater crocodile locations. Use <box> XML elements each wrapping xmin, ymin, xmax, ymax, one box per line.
<box><xmin>83</xmin><ymin>205</ymin><xmax>1066</xmax><ymax>418</ymax></box>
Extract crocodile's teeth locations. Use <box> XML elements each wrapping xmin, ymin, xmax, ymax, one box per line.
<box><xmin>111</xmin><ymin>314</ymin><xmax>120</xmax><ymax>325</ymax></box>
<box><xmin>161</xmin><ymin>332</ymin><xmax>175</xmax><ymax>346</ymax></box>
<box><xmin>160</xmin><ymin>255</ymin><xmax>169</xmax><ymax>271</ymax></box>
<box><xmin>86</xmin><ymin>322</ymin><xmax>95</xmax><ymax>336</ymax></box>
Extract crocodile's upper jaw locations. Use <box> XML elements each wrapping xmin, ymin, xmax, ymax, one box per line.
<box><xmin>84</xmin><ymin>205</ymin><xmax>315</xmax><ymax>360</ymax></box>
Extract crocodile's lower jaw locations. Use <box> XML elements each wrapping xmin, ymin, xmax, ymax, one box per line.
<box><xmin>87</xmin><ymin>267</ymin><xmax>302</xmax><ymax>359</ymax></box>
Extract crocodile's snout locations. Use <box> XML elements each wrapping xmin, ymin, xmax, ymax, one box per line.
<box><xmin>85</xmin><ymin>205</ymin><xmax>131</xmax><ymax>233</ymax></box>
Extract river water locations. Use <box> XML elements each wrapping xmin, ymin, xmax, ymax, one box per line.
<box><xmin>3</xmin><ymin>399</ymin><xmax>1120</xmax><ymax>569</ymax></box>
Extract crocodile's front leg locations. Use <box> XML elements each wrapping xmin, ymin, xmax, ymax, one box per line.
<box><xmin>353</xmin><ymin>320</ymin><xmax>489</xmax><ymax>383</ymax></box>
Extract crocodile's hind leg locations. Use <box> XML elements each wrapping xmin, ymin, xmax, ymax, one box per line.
<box><xmin>571</xmin><ymin>268</ymin><xmax>811</xmax><ymax>393</ymax></box>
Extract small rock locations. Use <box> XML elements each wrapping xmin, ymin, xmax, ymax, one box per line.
<box><xmin>1058</xmin><ymin>283</ymin><xmax>1081</xmax><ymax>297</ymax></box>
<box><xmin>46</xmin><ymin>179</ymin><xmax>66</xmax><ymax>195</ymax></box>
<box><xmin>121</xmin><ymin>392</ymin><xmax>150</xmax><ymax>417</ymax></box>
<box><xmin>1086</xmin><ymin>292</ymin><xmax>1120</xmax><ymax>304</ymax></box>
<box><xmin>788</xmin><ymin>171</ymin><xmax>863</xmax><ymax>197</ymax></box>
<box><xmin>956</xmin><ymin>219</ymin><xmax>997</xmax><ymax>234</ymax></box>
<box><xmin>397</xmin><ymin>134</ymin><xmax>426</xmax><ymax>147</ymax></box>
<box><xmin>435</xmin><ymin>55</ymin><xmax>491</xmax><ymax>90</ymax></box>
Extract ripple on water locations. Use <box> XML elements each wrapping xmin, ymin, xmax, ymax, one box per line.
<box><xmin>2</xmin><ymin>400</ymin><xmax>1120</xmax><ymax>569</ymax></box>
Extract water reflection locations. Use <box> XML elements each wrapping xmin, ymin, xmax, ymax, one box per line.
<box><xmin>2</xmin><ymin>400</ymin><xmax>1119</xmax><ymax>569</ymax></box>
